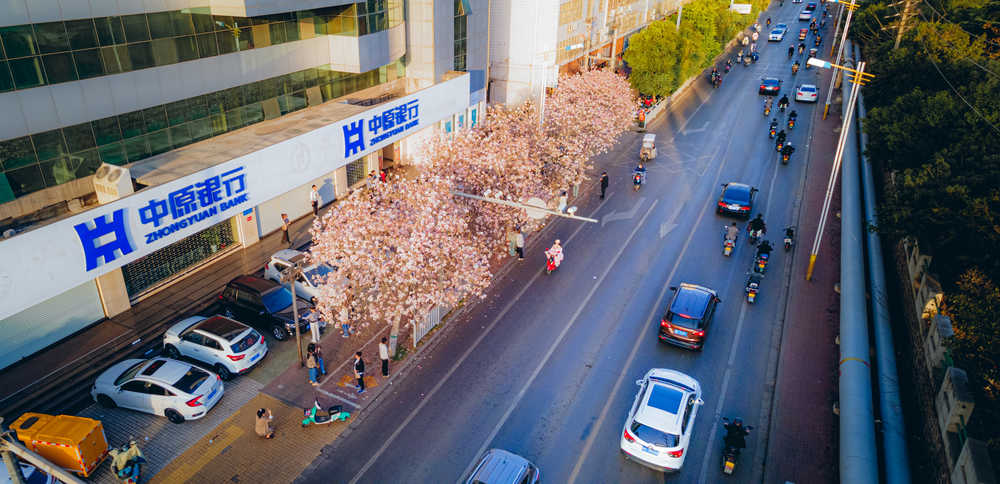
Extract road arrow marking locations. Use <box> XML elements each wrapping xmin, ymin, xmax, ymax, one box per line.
<box><xmin>681</xmin><ymin>121</ymin><xmax>710</xmax><ymax>136</ymax></box>
<box><xmin>659</xmin><ymin>198</ymin><xmax>686</xmax><ymax>238</ymax></box>
<box><xmin>601</xmin><ymin>197</ymin><xmax>646</xmax><ymax>226</ymax></box>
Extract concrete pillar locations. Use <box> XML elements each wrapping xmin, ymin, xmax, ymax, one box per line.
<box><xmin>237</xmin><ymin>209</ymin><xmax>260</xmax><ymax>247</ymax></box>
<box><xmin>334</xmin><ymin>166</ymin><xmax>348</xmax><ymax>198</ymax></box>
<box><xmin>95</xmin><ymin>269</ymin><xmax>130</xmax><ymax>318</ymax></box>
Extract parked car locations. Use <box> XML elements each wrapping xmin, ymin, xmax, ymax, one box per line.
<box><xmin>263</xmin><ymin>249</ymin><xmax>339</xmax><ymax>301</ymax></box>
<box><xmin>795</xmin><ymin>84</ymin><xmax>819</xmax><ymax>102</ymax></box>
<box><xmin>716</xmin><ymin>182</ymin><xmax>758</xmax><ymax>218</ymax></box>
<box><xmin>163</xmin><ymin>315</ymin><xmax>268</xmax><ymax>380</ymax></box>
<box><xmin>621</xmin><ymin>369</ymin><xmax>704</xmax><ymax>472</ymax></box>
<box><xmin>658</xmin><ymin>283</ymin><xmax>721</xmax><ymax>350</ymax></box>
<box><xmin>91</xmin><ymin>358</ymin><xmax>224</xmax><ymax>424</ymax></box>
<box><xmin>759</xmin><ymin>77</ymin><xmax>782</xmax><ymax>95</ymax></box>
<box><xmin>465</xmin><ymin>449</ymin><xmax>541</xmax><ymax>484</ymax></box>
<box><xmin>218</xmin><ymin>276</ymin><xmax>325</xmax><ymax>341</ymax></box>
<box><xmin>768</xmin><ymin>26</ymin><xmax>787</xmax><ymax>41</ymax></box>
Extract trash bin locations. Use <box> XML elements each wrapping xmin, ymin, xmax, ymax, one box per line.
<box><xmin>10</xmin><ymin>413</ymin><xmax>109</xmax><ymax>477</ymax></box>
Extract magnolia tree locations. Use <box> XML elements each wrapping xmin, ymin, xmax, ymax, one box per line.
<box><xmin>309</xmin><ymin>175</ymin><xmax>492</xmax><ymax>353</ymax></box>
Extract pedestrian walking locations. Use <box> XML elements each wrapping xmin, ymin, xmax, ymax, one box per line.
<box><xmin>309</xmin><ymin>342</ymin><xmax>326</xmax><ymax>377</ymax></box>
<box><xmin>379</xmin><ymin>170</ymin><xmax>387</xmax><ymax>182</ymax></box>
<box><xmin>599</xmin><ymin>172</ymin><xmax>609</xmax><ymax>199</ymax></box>
<box><xmin>515</xmin><ymin>229</ymin><xmax>525</xmax><ymax>260</ymax></box>
<box><xmin>558</xmin><ymin>191</ymin><xmax>568</xmax><ymax>213</ymax></box>
<box><xmin>379</xmin><ymin>337</ymin><xmax>390</xmax><ymax>377</ymax></box>
<box><xmin>280</xmin><ymin>213</ymin><xmax>291</xmax><ymax>245</ymax></box>
<box><xmin>309</xmin><ymin>185</ymin><xmax>320</xmax><ymax>216</ymax></box>
<box><xmin>339</xmin><ymin>307</ymin><xmax>350</xmax><ymax>337</ymax></box>
<box><xmin>353</xmin><ymin>351</ymin><xmax>366</xmax><ymax>393</ymax></box>
<box><xmin>306</xmin><ymin>346</ymin><xmax>319</xmax><ymax>386</ymax></box>
<box><xmin>255</xmin><ymin>408</ymin><xmax>274</xmax><ymax>439</ymax></box>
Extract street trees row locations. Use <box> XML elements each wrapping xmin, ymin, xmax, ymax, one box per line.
<box><xmin>309</xmin><ymin>70</ymin><xmax>634</xmax><ymax>352</ymax></box>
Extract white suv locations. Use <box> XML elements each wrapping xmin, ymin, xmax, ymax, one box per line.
<box><xmin>163</xmin><ymin>315</ymin><xmax>268</xmax><ymax>380</ymax></box>
<box><xmin>91</xmin><ymin>358</ymin><xmax>224</xmax><ymax>424</ymax></box>
<box><xmin>620</xmin><ymin>369</ymin><xmax>704</xmax><ymax>472</ymax></box>
<box><xmin>263</xmin><ymin>249</ymin><xmax>339</xmax><ymax>301</ymax></box>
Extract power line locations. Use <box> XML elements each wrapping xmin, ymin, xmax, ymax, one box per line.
<box><xmin>918</xmin><ymin>0</ymin><xmax>1000</xmax><ymax>47</ymax></box>
<box><xmin>915</xmin><ymin>10</ymin><xmax>1000</xmax><ymax>78</ymax></box>
<box><xmin>922</xmin><ymin>47</ymin><xmax>1000</xmax><ymax>137</ymax></box>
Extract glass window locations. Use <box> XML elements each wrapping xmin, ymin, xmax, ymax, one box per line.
<box><xmin>358</xmin><ymin>15</ymin><xmax>368</xmax><ymax>35</ymax></box>
<box><xmin>147</xmin><ymin>12</ymin><xmax>175</xmax><ymax>39</ymax></box>
<box><xmin>127</xmin><ymin>41</ymin><xmax>154</xmax><ymax>69</ymax></box>
<box><xmin>40</xmin><ymin>155</ymin><xmax>87</xmax><ymax>186</ymax></box>
<box><xmin>171</xmin><ymin>12</ymin><xmax>195</xmax><ymax>36</ymax></box>
<box><xmin>65</xmin><ymin>19</ymin><xmax>99</xmax><ymax>50</ymax></box>
<box><xmin>284</xmin><ymin>21</ymin><xmax>300</xmax><ymax>42</ymax></box>
<box><xmin>63</xmin><ymin>123</ymin><xmax>96</xmax><ymax>152</ymax></box>
<box><xmin>151</xmin><ymin>37</ymin><xmax>179</xmax><ymax>65</ymax></box>
<box><xmin>174</xmin><ymin>35</ymin><xmax>199</xmax><ymax>62</ymax></box>
<box><xmin>216</xmin><ymin>30</ymin><xmax>237</xmax><ymax>54</ymax></box>
<box><xmin>0</xmin><ymin>137</ymin><xmax>37</xmax><ymax>170</ymax></box>
<box><xmin>122</xmin><ymin>14</ymin><xmax>150</xmax><ymax>43</ymax></box>
<box><xmin>92</xmin><ymin>117</ymin><xmax>121</xmax><ymax>145</ymax></box>
<box><xmin>187</xmin><ymin>97</ymin><xmax>208</xmax><ymax>121</ymax></box>
<box><xmin>242</xmin><ymin>81</ymin><xmax>261</xmax><ymax>104</ymax></box>
<box><xmin>0</xmin><ymin>61</ymin><xmax>12</xmax><ymax>92</ymax></box>
<box><xmin>100</xmin><ymin>45</ymin><xmax>130</xmax><ymax>73</ymax></box>
<box><xmin>32</xmin><ymin>130</ymin><xmax>68</xmax><ymax>161</ymax></box>
<box><xmin>240</xmin><ymin>102</ymin><xmax>264</xmax><ymax>125</ymax></box>
<box><xmin>0</xmin><ymin>25</ymin><xmax>38</xmax><ymax>57</ymax></box>
<box><xmin>165</xmin><ymin>99</ymin><xmax>188</xmax><ymax>126</ymax></box>
<box><xmin>192</xmin><ymin>12</ymin><xmax>215</xmax><ymax>33</ymax></box>
<box><xmin>95</xmin><ymin>17</ymin><xmax>126</xmax><ymax>46</ymax></box>
<box><xmin>196</xmin><ymin>32</ymin><xmax>218</xmax><ymax>57</ymax></box>
<box><xmin>142</xmin><ymin>106</ymin><xmax>168</xmax><ymax>132</ymax></box>
<box><xmin>169</xmin><ymin>123</ymin><xmax>192</xmax><ymax>148</ymax></box>
<box><xmin>73</xmin><ymin>48</ymin><xmax>104</xmax><ymax>79</ymax></box>
<box><xmin>221</xmin><ymin>86</ymin><xmax>243</xmax><ymax>109</ymax></box>
<box><xmin>123</xmin><ymin>136</ymin><xmax>150</xmax><ymax>161</ymax></box>
<box><xmin>98</xmin><ymin>142</ymin><xmax>127</xmax><ymax>165</ymax></box>
<box><xmin>237</xmin><ymin>26</ymin><xmax>254</xmax><ymax>50</ymax></box>
<box><xmin>5</xmin><ymin>164</ymin><xmax>45</xmax><ymax>197</ymax></box>
<box><xmin>147</xmin><ymin>128</ymin><xmax>171</xmax><ymax>155</ymax></box>
<box><xmin>41</xmin><ymin>52</ymin><xmax>77</xmax><ymax>83</ymax></box>
<box><xmin>119</xmin><ymin>111</ymin><xmax>145</xmax><ymax>138</ymax></box>
<box><xmin>251</xmin><ymin>24</ymin><xmax>271</xmax><ymax>47</ymax></box>
<box><xmin>268</xmin><ymin>22</ymin><xmax>286</xmax><ymax>44</ymax></box>
<box><xmin>188</xmin><ymin>118</ymin><xmax>212</xmax><ymax>142</ymax></box>
<box><xmin>34</xmin><ymin>22</ymin><xmax>70</xmax><ymax>54</ymax></box>
<box><xmin>213</xmin><ymin>15</ymin><xmax>236</xmax><ymax>31</ymax></box>
<box><xmin>224</xmin><ymin>108</ymin><xmax>244</xmax><ymax>131</ymax></box>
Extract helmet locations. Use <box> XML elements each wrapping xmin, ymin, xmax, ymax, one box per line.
<box><xmin>734</xmin><ymin>418</ymin><xmax>744</xmax><ymax>426</ymax></box>
<box><xmin>554</xmin><ymin>239</ymin><xmax>561</xmax><ymax>245</ymax></box>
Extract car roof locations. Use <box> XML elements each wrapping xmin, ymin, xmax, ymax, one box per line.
<box><xmin>229</xmin><ymin>275</ymin><xmax>279</xmax><ymax>293</ymax></box>
<box><xmin>723</xmin><ymin>183</ymin><xmax>753</xmax><ymax>201</ymax></box>
<box><xmin>167</xmin><ymin>316</ymin><xmax>207</xmax><ymax>336</ymax></box>
<box><xmin>468</xmin><ymin>449</ymin><xmax>532</xmax><ymax>484</ymax></box>
<box><xmin>669</xmin><ymin>283</ymin><xmax>717</xmax><ymax>318</ymax></box>
<box><xmin>270</xmin><ymin>249</ymin><xmax>306</xmax><ymax>264</ymax></box>
<box><xmin>762</xmin><ymin>77</ymin><xmax>780</xmax><ymax>83</ymax></box>
<box><xmin>799</xmin><ymin>84</ymin><xmax>817</xmax><ymax>90</ymax></box>
<box><xmin>636</xmin><ymin>381</ymin><xmax>686</xmax><ymax>433</ymax></box>
<box><xmin>136</xmin><ymin>358</ymin><xmax>195</xmax><ymax>386</ymax></box>
<box><xmin>195</xmin><ymin>316</ymin><xmax>251</xmax><ymax>341</ymax></box>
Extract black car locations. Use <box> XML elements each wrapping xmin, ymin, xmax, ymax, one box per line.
<box><xmin>659</xmin><ymin>283</ymin><xmax>720</xmax><ymax>350</ymax></box>
<box><xmin>218</xmin><ymin>276</ymin><xmax>323</xmax><ymax>340</ymax></box>
<box><xmin>759</xmin><ymin>77</ymin><xmax>781</xmax><ymax>95</ymax></box>
<box><xmin>805</xmin><ymin>1</ymin><xmax>818</xmax><ymax>11</ymax></box>
<box><xmin>717</xmin><ymin>182</ymin><xmax>758</xmax><ymax>218</ymax></box>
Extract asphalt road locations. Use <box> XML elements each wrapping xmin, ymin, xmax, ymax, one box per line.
<box><xmin>296</xmin><ymin>9</ymin><xmax>826</xmax><ymax>483</ymax></box>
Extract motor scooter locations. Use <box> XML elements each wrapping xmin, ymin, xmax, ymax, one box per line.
<box><xmin>745</xmin><ymin>272</ymin><xmax>763</xmax><ymax>303</ymax></box>
<box><xmin>754</xmin><ymin>251</ymin><xmax>770</xmax><ymax>274</ymax></box>
<box><xmin>302</xmin><ymin>401</ymin><xmax>350</xmax><ymax>428</ymax></box>
<box><xmin>723</xmin><ymin>229</ymin><xmax>737</xmax><ymax>257</ymax></box>
<box><xmin>784</xmin><ymin>226</ymin><xmax>795</xmax><ymax>251</ymax></box>
<box><xmin>721</xmin><ymin>418</ymin><xmax>754</xmax><ymax>474</ymax></box>
<box><xmin>748</xmin><ymin>229</ymin><xmax>763</xmax><ymax>246</ymax></box>
<box><xmin>108</xmin><ymin>441</ymin><xmax>146</xmax><ymax>484</ymax></box>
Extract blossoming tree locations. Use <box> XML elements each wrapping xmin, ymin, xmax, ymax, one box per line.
<box><xmin>309</xmin><ymin>175</ymin><xmax>492</xmax><ymax>353</ymax></box>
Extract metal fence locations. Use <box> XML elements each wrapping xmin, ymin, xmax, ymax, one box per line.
<box><xmin>411</xmin><ymin>304</ymin><xmax>451</xmax><ymax>348</ymax></box>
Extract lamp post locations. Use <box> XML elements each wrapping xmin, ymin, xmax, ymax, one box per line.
<box><xmin>822</xmin><ymin>0</ymin><xmax>859</xmax><ymax>119</ymax></box>
<box><xmin>452</xmin><ymin>190</ymin><xmax>598</xmax><ymax>223</ymax></box>
<box><xmin>277</xmin><ymin>258</ymin><xmax>305</xmax><ymax>366</ymax></box>
<box><xmin>804</xmin><ymin>56</ymin><xmax>874</xmax><ymax>281</ymax></box>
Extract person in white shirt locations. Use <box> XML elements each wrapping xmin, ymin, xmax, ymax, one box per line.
<box><xmin>379</xmin><ymin>337</ymin><xmax>390</xmax><ymax>377</ymax></box>
<box><xmin>310</xmin><ymin>185</ymin><xmax>320</xmax><ymax>216</ymax></box>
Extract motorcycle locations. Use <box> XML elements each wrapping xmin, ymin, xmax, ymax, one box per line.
<box><xmin>776</xmin><ymin>140</ymin><xmax>784</xmax><ymax>152</ymax></box>
<box><xmin>784</xmin><ymin>226</ymin><xmax>795</xmax><ymax>251</ymax></box>
<box><xmin>788</xmin><ymin>117</ymin><xmax>796</xmax><ymax>129</ymax></box>
<box><xmin>782</xmin><ymin>151</ymin><xmax>791</xmax><ymax>164</ymax></box>
<box><xmin>302</xmin><ymin>400</ymin><xmax>350</xmax><ymax>428</ymax></box>
<box><xmin>769</xmin><ymin>126</ymin><xmax>776</xmax><ymax>139</ymax></box>
<box><xmin>745</xmin><ymin>272</ymin><xmax>763</xmax><ymax>304</ymax></box>
<box><xmin>754</xmin><ymin>251</ymin><xmax>770</xmax><ymax>274</ymax></box>
<box><xmin>792</xmin><ymin>63</ymin><xmax>799</xmax><ymax>75</ymax></box>
<box><xmin>723</xmin><ymin>229</ymin><xmax>738</xmax><ymax>257</ymax></box>
<box><xmin>748</xmin><ymin>228</ymin><xmax>763</xmax><ymax>246</ymax></box>
<box><xmin>632</xmin><ymin>170</ymin><xmax>646</xmax><ymax>192</ymax></box>
<box><xmin>763</xmin><ymin>105</ymin><xmax>771</xmax><ymax>117</ymax></box>
<box><xmin>725</xmin><ymin>62</ymin><xmax>731</xmax><ymax>73</ymax></box>
<box><xmin>779</xmin><ymin>102</ymin><xmax>787</xmax><ymax>113</ymax></box>
<box><xmin>108</xmin><ymin>441</ymin><xmax>146</xmax><ymax>484</ymax></box>
<box><xmin>721</xmin><ymin>418</ymin><xmax>754</xmax><ymax>474</ymax></box>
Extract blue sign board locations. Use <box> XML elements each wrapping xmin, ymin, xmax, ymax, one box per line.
<box><xmin>343</xmin><ymin>99</ymin><xmax>420</xmax><ymax>158</ymax></box>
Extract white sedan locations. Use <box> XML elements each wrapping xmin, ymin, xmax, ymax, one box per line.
<box><xmin>621</xmin><ymin>369</ymin><xmax>704</xmax><ymax>472</ymax></box>
<box><xmin>163</xmin><ymin>315</ymin><xmax>268</xmax><ymax>380</ymax></box>
<box><xmin>91</xmin><ymin>358</ymin><xmax>224</xmax><ymax>423</ymax></box>
<box><xmin>768</xmin><ymin>27</ymin><xmax>787</xmax><ymax>41</ymax></box>
<box><xmin>796</xmin><ymin>84</ymin><xmax>819</xmax><ymax>102</ymax></box>
<box><xmin>264</xmin><ymin>249</ymin><xmax>340</xmax><ymax>301</ymax></box>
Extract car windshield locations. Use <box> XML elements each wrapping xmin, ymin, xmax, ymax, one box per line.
<box><xmin>668</xmin><ymin>311</ymin><xmax>703</xmax><ymax>329</ymax></box>
<box><xmin>305</xmin><ymin>265</ymin><xmax>335</xmax><ymax>285</ymax></box>
<box><xmin>801</xmin><ymin>86</ymin><xmax>816</xmax><ymax>92</ymax></box>
<box><xmin>230</xmin><ymin>330</ymin><xmax>261</xmax><ymax>353</ymax></box>
<box><xmin>262</xmin><ymin>287</ymin><xmax>293</xmax><ymax>313</ymax></box>
<box><xmin>114</xmin><ymin>361</ymin><xmax>148</xmax><ymax>386</ymax></box>
<box><xmin>631</xmin><ymin>421</ymin><xmax>680</xmax><ymax>448</ymax></box>
<box><xmin>723</xmin><ymin>188</ymin><xmax>750</xmax><ymax>204</ymax></box>
<box><xmin>173</xmin><ymin>367</ymin><xmax>210</xmax><ymax>394</ymax></box>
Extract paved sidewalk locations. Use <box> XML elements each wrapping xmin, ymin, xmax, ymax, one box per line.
<box><xmin>763</xmin><ymin>63</ymin><xmax>842</xmax><ymax>483</ymax></box>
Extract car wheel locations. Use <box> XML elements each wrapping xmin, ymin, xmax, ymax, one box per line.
<box><xmin>96</xmin><ymin>394</ymin><xmax>116</xmax><ymax>409</ymax></box>
<box><xmin>164</xmin><ymin>345</ymin><xmax>181</xmax><ymax>359</ymax></box>
<box><xmin>272</xmin><ymin>326</ymin><xmax>288</xmax><ymax>341</ymax></box>
<box><xmin>215</xmin><ymin>363</ymin><xmax>234</xmax><ymax>381</ymax></box>
<box><xmin>165</xmin><ymin>409</ymin><xmax>185</xmax><ymax>424</ymax></box>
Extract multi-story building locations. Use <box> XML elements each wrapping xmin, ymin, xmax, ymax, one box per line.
<box><xmin>0</xmin><ymin>0</ymin><xmax>488</xmax><ymax>374</ymax></box>
<box><xmin>488</xmin><ymin>0</ymin><xmax>675</xmax><ymax>105</ymax></box>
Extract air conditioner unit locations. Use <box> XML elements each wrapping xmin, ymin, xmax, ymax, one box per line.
<box><xmin>93</xmin><ymin>163</ymin><xmax>134</xmax><ymax>204</ymax></box>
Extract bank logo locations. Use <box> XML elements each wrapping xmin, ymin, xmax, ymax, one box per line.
<box><xmin>74</xmin><ymin>209</ymin><xmax>134</xmax><ymax>271</ymax></box>
<box><xmin>342</xmin><ymin>99</ymin><xmax>421</xmax><ymax>158</ymax></box>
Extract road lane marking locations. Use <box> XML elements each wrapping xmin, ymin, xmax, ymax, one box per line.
<box><xmin>601</xmin><ymin>197</ymin><xmax>646</xmax><ymax>226</ymax></box>
<box><xmin>457</xmin><ymin>200</ymin><xmax>660</xmax><ymax>483</ymax></box>
<box><xmin>346</xmin><ymin>194</ymin><xmax>615</xmax><ymax>484</ymax></box>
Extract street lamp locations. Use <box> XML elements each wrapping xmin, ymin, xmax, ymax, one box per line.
<box><xmin>822</xmin><ymin>0</ymin><xmax>859</xmax><ymax>119</ymax></box>
<box><xmin>276</xmin><ymin>257</ymin><xmax>306</xmax><ymax>366</ymax></box>
<box><xmin>452</xmin><ymin>190</ymin><xmax>598</xmax><ymax>223</ymax></box>
<box><xmin>805</xmin><ymin>56</ymin><xmax>874</xmax><ymax>281</ymax></box>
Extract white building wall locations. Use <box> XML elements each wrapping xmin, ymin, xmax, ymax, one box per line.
<box><xmin>489</xmin><ymin>0</ymin><xmax>560</xmax><ymax>106</ymax></box>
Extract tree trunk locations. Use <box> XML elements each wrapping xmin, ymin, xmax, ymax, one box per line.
<box><xmin>389</xmin><ymin>314</ymin><xmax>400</xmax><ymax>356</ymax></box>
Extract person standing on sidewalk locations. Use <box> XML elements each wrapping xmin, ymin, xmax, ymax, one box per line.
<box><xmin>379</xmin><ymin>337</ymin><xmax>390</xmax><ymax>377</ymax></box>
<box><xmin>306</xmin><ymin>346</ymin><xmax>319</xmax><ymax>386</ymax></box>
<box><xmin>558</xmin><ymin>191</ymin><xmax>568</xmax><ymax>213</ymax></box>
<box><xmin>308</xmin><ymin>297</ymin><xmax>322</xmax><ymax>343</ymax></box>
<box><xmin>353</xmin><ymin>351</ymin><xmax>366</xmax><ymax>394</ymax></box>
<box><xmin>515</xmin><ymin>229</ymin><xmax>525</xmax><ymax>261</ymax></box>
<box><xmin>280</xmin><ymin>213</ymin><xmax>291</xmax><ymax>246</ymax></box>
<box><xmin>255</xmin><ymin>408</ymin><xmax>274</xmax><ymax>439</ymax></box>
<box><xmin>600</xmin><ymin>172</ymin><xmax>609</xmax><ymax>199</ymax></box>
<box><xmin>309</xmin><ymin>185</ymin><xmax>320</xmax><ymax>216</ymax></box>
<box><xmin>310</xmin><ymin>343</ymin><xmax>326</xmax><ymax>378</ymax></box>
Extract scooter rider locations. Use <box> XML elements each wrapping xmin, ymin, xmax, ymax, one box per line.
<box><xmin>788</xmin><ymin>45</ymin><xmax>794</xmax><ymax>58</ymax></box>
<box><xmin>723</xmin><ymin>418</ymin><xmax>751</xmax><ymax>453</ymax></box>
<box><xmin>545</xmin><ymin>240</ymin><xmax>564</xmax><ymax>268</ymax></box>
<box><xmin>782</xmin><ymin>142</ymin><xmax>796</xmax><ymax>159</ymax></box>
<box><xmin>725</xmin><ymin>222</ymin><xmax>740</xmax><ymax>242</ymax></box>
<box><xmin>756</xmin><ymin>239</ymin><xmax>774</xmax><ymax>258</ymax></box>
<box><xmin>789</xmin><ymin>110</ymin><xmax>798</xmax><ymax>121</ymax></box>
<box><xmin>798</xmin><ymin>42</ymin><xmax>806</xmax><ymax>55</ymax></box>
<box><xmin>776</xmin><ymin>129</ymin><xmax>787</xmax><ymax>145</ymax></box>
<box><xmin>778</xmin><ymin>94</ymin><xmax>790</xmax><ymax>111</ymax></box>
<box><xmin>747</xmin><ymin>214</ymin><xmax>767</xmax><ymax>237</ymax></box>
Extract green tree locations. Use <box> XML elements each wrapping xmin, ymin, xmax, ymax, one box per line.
<box><xmin>624</xmin><ymin>20</ymin><xmax>684</xmax><ymax>96</ymax></box>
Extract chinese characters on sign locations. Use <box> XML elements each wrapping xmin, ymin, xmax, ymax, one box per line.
<box><xmin>343</xmin><ymin>100</ymin><xmax>421</xmax><ymax>157</ymax></box>
<box><xmin>73</xmin><ymin>167</ymin><xmax>250</xmax><ymax>271</ymax></box>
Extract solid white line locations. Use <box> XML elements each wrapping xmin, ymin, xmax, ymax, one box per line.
<box><xmin>456</xmin><ymin>200</ymin><xmax>660</xmax><ymax>483</ymax></box>
<box><xmin>346</xmin><ymin>194</ymin><xmax>615</xmax><ymax>484</ymax></box>
<box><xmin>315</xmin><ymin>389</ymin><xmax>361</xmax><ymax>409</ymax></box>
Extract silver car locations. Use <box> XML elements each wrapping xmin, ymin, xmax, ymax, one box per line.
<box><xmin>263</xmin><ymin>249</ymin><xmax>339</xmax><ymax>301</ymax></box>
<box><xmin>163</xmin><ymin>315</ymin><xmax>268</xmax><ymax>380</ymax></box>
<box><xmin>466</xmin><ymin>449</ymin><xmax>540</xmax><ymax>484</ymax></box>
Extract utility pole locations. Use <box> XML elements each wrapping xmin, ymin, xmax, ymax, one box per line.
<box><xmin>822</xmin><ymin>0</ymin><xmax>857</xmax><ymax>120</ymax></box>
<box><xmin>676</xmin><ymin>3</ymin><xmax>683</xmax><ymax>31</ymax></box>
<box><xmin>892</xmin><ymin>0</ymin><xmax>916</xmax><ymax>49</ymax></box>
<box><xmin>278</xmin><ymin>259</ymin><xmax>305</xmax><ymax>367</ymax></box>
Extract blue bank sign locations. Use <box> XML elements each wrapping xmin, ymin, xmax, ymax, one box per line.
<box><xmin>0</xmin><ymin>73</ymin><xmax>471</xmax><ymax>320</ymax></box>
